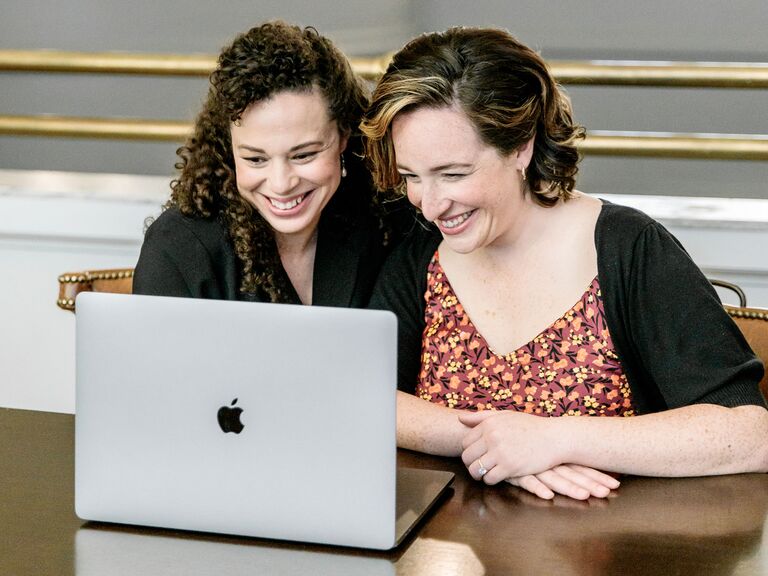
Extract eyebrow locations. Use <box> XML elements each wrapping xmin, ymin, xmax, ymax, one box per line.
<box><xmin>397</xmin><ymin>162</ymin><xmax>474</xmax><ymax>173</ymax></box>
<box><xmin>237</xmin><ymin>141</ymin><xmax>326</xmax><ymax>154</ymax></box>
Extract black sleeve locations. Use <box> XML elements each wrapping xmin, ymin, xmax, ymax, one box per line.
<box><xmin>368</xmin><ymin>224</ymin><xmax>441</xmax><ymax>392</ymax></box>
<box><xmin>133</xmin><ymin>209</ymin><xmax>234</xmax><ymax>299</ymax></box>
<box><xmin>617</xmin><ymin>219</ymin><xmax>765</xmax><ymax>410</ymax></box>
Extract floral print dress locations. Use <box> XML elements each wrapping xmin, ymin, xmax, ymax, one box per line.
<box><xmin>416</xmin><ymin>251</ymin><xmax>635</xmax><ymax>417</ymax></box>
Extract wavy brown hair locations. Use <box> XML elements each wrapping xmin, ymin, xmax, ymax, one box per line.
<box><xmin>361</xmin><ymin>27</ymin><xmax>585</xmax><ymax>207</ymax></box>
<box><xmin>170</xmin><ymin>21</ymin><xmax>370</xmax><ymax>301</ymax></box>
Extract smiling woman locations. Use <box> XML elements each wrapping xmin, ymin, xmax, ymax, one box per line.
<box><xmin>362</xmin><ymin>26</ymin><xmax>768</xmax><ymax>502</ymax></box>
<box><xmin>133</xmin><ymin>21</ymin><xmax>408</xmax><ymax>306</ymax></box>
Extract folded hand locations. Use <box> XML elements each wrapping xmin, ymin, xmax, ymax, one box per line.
<box><xmin>506</xmin><ymin>464</ymin><xmax>620</xmax><ymax>500</ymax></box>
<box><xmin>458</xmin><ymin>410</ymin><xmax>619</xmax><ymax>500</ymax></box>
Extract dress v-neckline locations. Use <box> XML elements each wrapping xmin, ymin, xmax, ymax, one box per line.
<box><xmin>432</xmin><ymin>250</ymin><xmax>599</xmax><ymax>358</ymax></box>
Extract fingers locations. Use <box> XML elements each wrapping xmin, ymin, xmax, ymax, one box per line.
<box><xmin>534</xmin><ymin>468</ymin><xmax>592</xmax><ymax>500</ymax></box>
<box><xmin>457</xmin><ymin>410</ymin><xmax>495</xmax><ymax>427</ymax></box>
<box><xmin>511</xmin><ymin>465</ymin><xmax>619</xmax><ymax>501</ymax></box>
<box><xmin>560</xmin><ymin>464</ymin><xmax>621</xmax><ymax>491</ymax></box>
<box><xmin>460</xmin><ymin>419</ymin><xmax>486</xmax><ymax>450</ymax></box>
<box><xmin>507</xmin><ymin>475</ymin><xmax>555</xmax><ymax>500</ymax></box>
<box><xmin>461</xmin><ymin>446</ymin><xmax>506</xmax><ymax>485</ymax></box>
<box><xmin>466</xmin><ymin>455</ymin><xmax>494</xmax><ymax>482</ymax></box>
<box><xmin>461</xmin><ymin>436</ymin><xmax>486</xmax><ymax>469</ymax></box>
<box><xmin>464</xmin><ymin>451</ymin><xmax>509</xmax><ymax>486</ymax></box>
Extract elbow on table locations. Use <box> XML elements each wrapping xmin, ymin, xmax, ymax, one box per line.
<box><xmin>750</xmin><ymin>444</ymin><xmax>768</xmax><ymax>475</ymax></box>
<box><xmin>738</xmin><ymin>405</ymin><xmax>768</xmax><ymax>474</ymax></box>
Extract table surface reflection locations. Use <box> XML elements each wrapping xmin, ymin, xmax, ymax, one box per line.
<box><xmin>2</xmin><ymin>408</ymin><xmax>767</xmax><ymax>576</ymax></box>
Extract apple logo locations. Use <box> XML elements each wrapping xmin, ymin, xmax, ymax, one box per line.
<box><xmin>217</xmin><ymin>398</ymin><xmax>244</xmax><ymax>434</ymax></box>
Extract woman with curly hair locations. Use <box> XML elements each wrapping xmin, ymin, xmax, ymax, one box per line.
<box><xmin>362</xmin><ymin>27</ymin><xmax>768</xmax><ymax>500</ymax></box>
<box><xmin>134</xmin><ymin>21</ymin><xmax>405</xmax><ymax>306</ymax></box>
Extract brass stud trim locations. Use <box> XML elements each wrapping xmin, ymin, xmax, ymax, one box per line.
<box><xmin>724</xmin><ymin>307</ymin><xmax>768</xmax><ymax>321</ymax></box>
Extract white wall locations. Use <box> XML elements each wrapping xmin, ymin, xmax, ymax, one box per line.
<box><xmin>1</xmin><ymin>171</ymin><xmax>767</xmax><ymax>414</ymax></box>
<box><xmin>0</xmin><ymin>170</ymin><xmax>166</xmax><ymax>413</ymax></box>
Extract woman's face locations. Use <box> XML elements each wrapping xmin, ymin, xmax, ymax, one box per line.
<box><xmin>231</xmin><ymin>88</ymin><xmax>348</xmax><ymax>243</ymax></box>
<box><xmin>391</xmin><ymin>105</ymin><xmax>531</xmax><ymax>254</ymax></box>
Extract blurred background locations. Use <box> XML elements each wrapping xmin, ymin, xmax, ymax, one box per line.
<box><xmin>1</xmin><ymin>0</ymin><xmax>766</xmax><ymax>412</ymax></box>
<box><xmin>2</xmin><ymin>0</ymin><xmax>767</xmax><ymax>197</ymax></box>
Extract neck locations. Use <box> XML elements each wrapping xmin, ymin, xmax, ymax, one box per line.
<box><xmin>474</xmin><ymin>195</ymin><xmax>548</xmax><ymax>265</ymax></box>
<box><xmin>275</xmin><ymin>226</ymin><xmax>319</xmax><ymax>258</ymax></box>
<box><xmin>275</xmin><ymin>227</ymin><xmax>319</xmax><ymax>305</ymax></box>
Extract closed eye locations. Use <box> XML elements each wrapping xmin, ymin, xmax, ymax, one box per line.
<box><xmin>292</xmin><ymin>151</ymin><xmax>320</xmax><ymax>162</ymax></box>
<box><xmin>398</xmin><ymin>172</ymin><xmax>419</xmax><ymax>182</ymax></box>
<box><xmin>244</xmin><ymin>156</ymin><xmax>267</xmax><ymax>166</ymax></box>
<box><xmin>442</xmin><ymin>173</ymin><xmax>468</xmax><ymax>180</ymax></box>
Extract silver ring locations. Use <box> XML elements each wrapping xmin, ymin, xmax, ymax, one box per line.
<box><xmin>477</xmin><ymin>459</ymin><xmax>488</xmax><ymax>477</ymax></box>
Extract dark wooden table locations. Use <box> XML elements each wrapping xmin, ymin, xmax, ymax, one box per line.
<box><xmin>2</xmin><ymin>407</ymin><xmax>768</xmax><ymax>575</ymax></box>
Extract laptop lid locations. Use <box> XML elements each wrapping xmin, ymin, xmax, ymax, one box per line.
<box><xmin>76</xmin><ymin>527</ymin><xmax>396</xmax><ymax>576</ymax></box>
<box><xmin>75</xmin><ymin>292</ymin><xmax>451</xmax><ymax>550</ymax></box>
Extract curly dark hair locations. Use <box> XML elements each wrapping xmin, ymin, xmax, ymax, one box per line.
<box><xmin>361</xmin><ymin>27</ymin><xmax>585</xmax><ymax>207</ymax></box>
<box><xmin>169</xmin><ymin>21</ymin><xmax>370</xmax><ymax>301</ymax></box>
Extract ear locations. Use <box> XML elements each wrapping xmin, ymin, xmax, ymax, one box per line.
<box><xmin>338</xmin><ymin>129</ymin><xmax>351</xmax><ymax>153</ymax></box>
<box><xmin>515</xmin><ymin>136</ymin><xmax>535</xmax><ymax>171</ymax></box>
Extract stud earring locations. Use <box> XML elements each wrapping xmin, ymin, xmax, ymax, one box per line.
<box><xmin>341</xmin><ymin>154</ymin><xmax>347</xmax><ymax>178</ymax></box>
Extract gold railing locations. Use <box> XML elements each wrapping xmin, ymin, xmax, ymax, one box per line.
<box><xmin>2</xmin><ymin>50</ymin><xmax>768</xmax><ymax>160</ymax></box>
<box><xmin>3</xmin><ymin>50</ymin><xmax>768</xmax><ymax>87</ymax></box>
<box><xmin>2</xmin><ymin>115</ymin><xmax>767</xmax><ymax>161</ymax></box>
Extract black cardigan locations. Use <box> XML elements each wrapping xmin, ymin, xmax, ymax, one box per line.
<box><xmin>368</xmin><ymin>201</ymin><xmax>765</xmax><ymax>414</ymax></box>
<box><xmin>133</xmin><ymin>184</ymin><xmax>412</xmax><ymax>308</ymax></box>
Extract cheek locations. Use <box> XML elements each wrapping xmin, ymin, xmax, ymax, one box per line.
<box><xmin>406</xmin><ymin>185</ymin><xmax>421</xmax><ymax>208</ymax></box>
<box><xmin>306</xmin><ymin>157</ymin><xmax>341</xmax><ymax>186</ymax></box>
<box><xmin>233</xmin><ymin>162</ymin><xmax>260</xmax><ymax>191</ymax></box>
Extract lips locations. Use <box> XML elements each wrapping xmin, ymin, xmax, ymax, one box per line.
<box><xmin>269</xmin><ymin>191</ymin><xmax>310</xmax><ymax>211</ymax></box>
<box><xmin>439</xmin><ymin>210</ymin><xmax>474</xmax><ymax>229</ymax></box>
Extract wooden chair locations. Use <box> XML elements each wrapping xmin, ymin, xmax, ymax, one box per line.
<box><xmin>55</xmin><ymin>271</ymin><xmax>768</xmax><ymax>397</ymax></box>
<box><xmin>712</xmin><ymin>279</ymin><xmax>768</xmax><ymax>400</ymax></box>
<box><xmin>57</xmin><ymin>268</ymin><xmax>134</xmax><ymax>313</ymax></box>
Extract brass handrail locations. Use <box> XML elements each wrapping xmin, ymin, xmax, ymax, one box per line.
<box><xmin>580</xmin><ymin>131</ymin><xmax>768</xmax><ymax>160</ymax></box>
<box><xmin>0</xmin><ymin>50</ymin><xmax>216</xmax><ymax>76</ymax></box>
<box><xmin>0</xmin><ymin>115</ymin><xmax>189</xmax><ymax>141</ymax></box>
<box><xmin>2</xmin><ymin>49</ymin><xmax>768</xmax><ymax>87</ymax></box>
<box><xmin>551</xmin><ymin>60</ymin><xmax>768</xmax><ymax>88</ymax></box>
<box><xmin>0</xmin><ymin>49</ymin><xmax>392</xmax><ymax>81</ymax></box>
<box><xmin>2</xmin><ymin>114</ymin><xmax>767</xmax><ymax>160</ymax></box>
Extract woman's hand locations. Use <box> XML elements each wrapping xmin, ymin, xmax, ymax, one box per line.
<box><xmin>459</xmin><ymin>410</ymin><xmax>566</xmax><ymax>480</ymax></box>
<box><xmin>506</xmin><ymin>465</ymin><xmax>620</xmax><ymax>500</ymax></box>
<box><xmin>458</xmin><ymin>410</ymin><xmax>619</xmax><ymax>500</ymax></box>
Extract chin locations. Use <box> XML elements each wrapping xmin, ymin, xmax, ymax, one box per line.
<box><xmin>268</xmin><ymin>217</ymin><xmax>316</xmax><ymax>237</ymax></box>
<box><xmin>442</xmin><ymin>238</ymin><xmax>480</xmax><ymax>255</ymax></box>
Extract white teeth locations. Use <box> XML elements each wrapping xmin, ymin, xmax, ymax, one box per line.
<box><xmin>441</xmin><ymin>211</ymin><xmax>472</xmax><ymax>229</ymax></box>
<box><xmin>269</xmin><ymin>194</ymin><xmax>306</xmax><ymax>210</ymax></box>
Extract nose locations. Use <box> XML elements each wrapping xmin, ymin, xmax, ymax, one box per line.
<box><xmin>412</xmin><ymin>181</ymin><xmax>448</xmax><ymax>223</ymax></box>
<box><xmin>267</xmin><ymin>160</ymin><xmax>299</xmax><ymax>195</ymax></box>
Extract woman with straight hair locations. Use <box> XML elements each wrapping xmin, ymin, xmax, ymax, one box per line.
<box><xmin>362</xmin><ymin>27</ymin><xmax>768</xmax><ymax>500</ymax></box>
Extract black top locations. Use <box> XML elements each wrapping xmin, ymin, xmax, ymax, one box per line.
<box><xmin>368</xmin><ymin>201</ymin><xmax>766</xmax><ymax>414</ymax></box>
<box><xmin>133</xmin><ymin>182</ymin><xmax>414</xmax><ymax>308</ymax></box>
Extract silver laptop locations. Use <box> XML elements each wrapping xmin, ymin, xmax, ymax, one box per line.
<box><xmin>75</xmin><ymin>292</ymin><xmax>452</xmax><ymax>550</ymax></box>
<box><xmin>76</xmin><ymin>528</ymin><xmax>396</xmax><ymax>575</ymax></box>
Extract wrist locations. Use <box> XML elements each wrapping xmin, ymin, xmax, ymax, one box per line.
<box><xmin>552</xmin><ymin>415</ymin><xmax>579</xmax><ymax>465</ymax></box>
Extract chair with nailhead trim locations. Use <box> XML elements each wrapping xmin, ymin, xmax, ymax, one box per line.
<box><xmin>711</xmin><ymin>279</ymin><xmax>768</xmax><ymax>400</ymax></box>
<box><xmin>57</xmin><ymin>268</ymin><xmax>134</xmax><ymax>313</ymax></box>
<box><xmin>54</xmin><ymin>272</ymin><xmax>768</xmax><ymax>398</ymax></box>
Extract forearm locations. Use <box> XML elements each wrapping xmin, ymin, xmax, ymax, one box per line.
<box><xmin>559</xmin><ymin>404</ymin><xmax>768</xmax><ymax>477</ymax></box>
<box><xmin>397</xmin><ymin>391</ymin><xmax>468</xmax><ymax>457</ymax></box>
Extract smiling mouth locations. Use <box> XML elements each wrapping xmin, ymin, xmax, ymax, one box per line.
<box><xmin>439</xmin><ymin>210</ymin><xmax>474</xmax><ymax>229</ymax></box>
<box><xmin>269</xmin><ymin>192</ymin><xmax>309</xmax><ymax>211</ymax></box>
